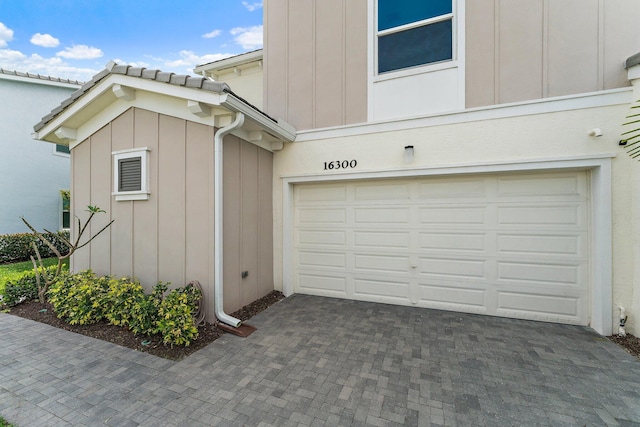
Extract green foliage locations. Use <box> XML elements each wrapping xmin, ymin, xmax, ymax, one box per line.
<box><xmin>104</xmin><ymin>278</ymin><xmax>146</xmax><ymax>327</ymax></box>
<box><xmin>0</xmin><ymin>231</ymin><xmax>70</xmax><ymax>264</ymax></box>
<box><xmin>623</xmin><ymin>99</ymin><xmax>640</xmax><ymax>160</ymax></box>
<box><xmin>47</xmin><ymin>270</ymin><xmax>111</xmax><ymax>325</ymax></box>
<box><xmin>46</xmin><ymin>272</ymin><xmax>202</xmax><ymax>346</ymax></box>
<box><xmin>1</xmin><ymin>265</ymin><xmax>59</xmax><ymax>306</ymax></box>
<box><xmin>156</xmin><ymin>285</ymin><xmax>201</xmax><ymax>347</ymax></box>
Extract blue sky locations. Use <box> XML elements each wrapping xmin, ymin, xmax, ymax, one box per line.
<box><xmin>0</xmin><ymin>0</ymin><xmax>263</xmax><ymax>82</ymax></box>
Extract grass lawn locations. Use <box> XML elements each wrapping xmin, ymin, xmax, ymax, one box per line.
<box><xmin>0</xmin><ymin>258</ymin><xmax>69</xmax><ymax>296</ymax></box>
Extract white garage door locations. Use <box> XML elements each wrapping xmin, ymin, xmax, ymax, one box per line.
<box><xmin>293</xmin><ymin>171</ymin><xmax>590</xmax><ymax>325</ymax></box>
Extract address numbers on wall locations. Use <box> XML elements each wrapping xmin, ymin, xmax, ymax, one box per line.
<box><xmin>323</xmin><ymin>160</ymin><xmax>358</xmax><ymax>171</ymax></box>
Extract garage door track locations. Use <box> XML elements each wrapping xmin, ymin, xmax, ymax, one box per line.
<box><xmin>1</xmin><ymin>294</ymin><xmax>640</xmax><ymax>426</ymax></box>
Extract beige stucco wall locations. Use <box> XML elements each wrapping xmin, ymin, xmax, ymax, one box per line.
<box><xmin>70</xmin><ymin>107</ymin><xmax>274</xmax><ymax>320</ymax></box>
<box><xmin>272</xmin><ymin>97</ymin><xmax>639</xmax><ymax>335</ymax></box>
<box><xmin>264</xmin><ymin>0</ymin><xmax>638</xmax><ymax>129</ymax></box>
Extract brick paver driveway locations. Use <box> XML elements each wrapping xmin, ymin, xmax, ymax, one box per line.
<box><xmin>1</xmin><ymin>294</ymin><xmax>640</xmax><ymax>426</ymax></box>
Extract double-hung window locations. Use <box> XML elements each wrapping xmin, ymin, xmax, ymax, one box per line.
<box><xmin>377</xmin><ymin>0</ymin><xmax>453</xmax><ymax>74</ymax></box>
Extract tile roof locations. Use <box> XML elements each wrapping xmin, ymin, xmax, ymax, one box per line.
<box><xmin>33</xmin><ymin>61</ymin><xmax>253</xmax><ymax>133</ymax></box>
<box><xmin>0</xmin><ymin>68</ymin><xmax>83</xmax><ymax>85</ymax></box>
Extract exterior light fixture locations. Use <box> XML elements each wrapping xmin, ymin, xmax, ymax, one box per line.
<box><xmin>404</xmin><ymin>145</ymin><xmax>414</xmax><ymax>163</ymax></box>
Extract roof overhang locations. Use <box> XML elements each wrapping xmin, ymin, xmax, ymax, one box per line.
<box><xmin>34</xmin><ymin>69</ymin><xmax>295</xmax><ymax>152</ymax></box>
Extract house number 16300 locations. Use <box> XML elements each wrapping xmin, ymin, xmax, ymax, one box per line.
<box><xmin>323</xmin><ymin>160</ymin><xmax>357</xmax><ymax>170</ymax></box>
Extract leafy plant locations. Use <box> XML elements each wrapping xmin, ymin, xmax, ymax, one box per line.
<box><xmin>47</xmin><ymin>270</ymin><xmax>111</xmax><ymax>325</ymax></box>
<box><xmin>622</xmin><ymin>99</ymin><xmax>640</xmax><ymax>160</ymax></box>
<box><xmin>156</xmin><ymin>285</ymin><xmax>201</xmax><ymax>347</ymax></box>
<box><xmin>104</xmin><ymin>278</ymin><xmax>145</xmax><ymax>327</ymax></box>
<box><xmin>21</xmin><ymin>205</ymin><xmax>114</xmax><ymax>302</ymax></box>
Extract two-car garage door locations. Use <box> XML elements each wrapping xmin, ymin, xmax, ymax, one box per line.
<box><xmin>293</xmin><ymin>171</ymin><xmax>590</xmax><ymax>325</ymax></box>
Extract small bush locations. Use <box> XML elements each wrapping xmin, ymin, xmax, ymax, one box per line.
<box><xmin>46</xmin><ymin>272</ymin><xmax>202</xmax><ymax>346</ymax></box>
<box><xmin>2</xmin><ymin>265</ymin><xmax>57</xmax><ymax>306</ymax></box>
<box><xmin>0</xmin><ymin>231</ymin><xmax>70</xmax><ymax>264</ymax></box>
<box><xmin>47</xmin><ymin>270</ymin><xmax>111</xmax><ymax>325</ymax></box>
<box><xmin>156</xmin><ymin>285</ymin><xmax>201</xmax><ymax>347</ymax></box>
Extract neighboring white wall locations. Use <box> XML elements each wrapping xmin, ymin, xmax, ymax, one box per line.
<box><xmin>0</xmin><ymin>73</ymin><xmax>79</xmax><ymax>234</ymax></box>
<box><xmin>272</xmin><ymin>89</ymin><xmax>637</xmax><ymax>335</ymax></box>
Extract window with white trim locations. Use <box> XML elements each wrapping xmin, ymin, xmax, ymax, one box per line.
<box><xmin>112</xmin><ymin>148</ymin><xmax>150</xmax><ymax>201</ymax></box>
<box><xmin>377</xmin><ymin>0</ymin><xmax>453</xmax><ymax>74</ymax></box>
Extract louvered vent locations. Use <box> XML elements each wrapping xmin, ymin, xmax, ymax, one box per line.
<box><xmin>118</xmin><ymin>157</ymin><xmax>142</xmax><ymax>192</ymax></box>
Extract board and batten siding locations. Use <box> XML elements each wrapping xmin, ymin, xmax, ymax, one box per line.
<box><xmin>264</xmin><ymin>0</ymin><xmax>638</xmax><ymax>129</ymax></box>
<box><xmin>70</xmin><ymin>107</ymin><xmax>274</xmax><ymax>320</ymax></box>
<box><xmin>464</xmin><ymin>0</ymin><xmax>637</xmax><ymax>107</ymax></box>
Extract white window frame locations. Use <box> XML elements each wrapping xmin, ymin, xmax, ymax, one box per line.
<box><xmin>112</xmin><ymin>147</ymin><xmax>150</xmax><ymax>201</ymax></box>
<box><xmin>367</xmin><ymin>0</ymin><xmax>466</xmax><ymax>121</ymax></box>
<box><xmin>53</xmin><ymin>143</ymin><xmax>71</xmax><ymax>158</ymax></box>
<box><xmin>374</xmin><ymin>0</ymin><xmax>458</xmax><ymax>79</ymax></box>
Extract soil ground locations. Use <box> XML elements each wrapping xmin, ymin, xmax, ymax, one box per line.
<box><xmin>5</xmin><ymin>293</ymin><xmax>640</xmax><ymax>361</ymax></box>
<box><xmin>6</xmin><ymin>291</ymin><xmax>285</xmax><ymax>361</ymax></box>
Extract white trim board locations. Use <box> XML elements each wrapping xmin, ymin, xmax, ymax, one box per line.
<box><xmin>282</xmin><ymin>155</ymin><xmax>613</xmax><ymax>335</ymax></box>
<box><xmin>297</xmin><ymin>87</ymin><xmax>632</xmax><ymax>142</ymax></box>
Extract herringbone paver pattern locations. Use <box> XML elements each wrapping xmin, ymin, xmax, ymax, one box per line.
<box><xmin>1</xmin><ymin>294</ymin><xmax>640</xmax><ymax>426</ymax></box>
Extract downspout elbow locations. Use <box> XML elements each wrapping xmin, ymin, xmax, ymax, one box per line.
<box><xmin>214</xmin><ymin>112</ymin><xmax>245</xmax><ymax>328</ymax></box>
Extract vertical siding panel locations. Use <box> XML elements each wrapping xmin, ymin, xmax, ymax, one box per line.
<box><xmin>88</xmin><ymin>123</ymin><xmax>112</xmax><ymax>277</ymax></box>
<box><xmin>315</xmin><ymin>0</ymin><xmax>344</xmax><ymax>127</ymax></box>
<box><xmin>241</xmin><ymin>142</ymin><xmax>259</xmax><ymax>306</ymax></box>
<box><xmin>264</xmin><ymin>0</ymin><xmax>288</xmax><ymax>123</ymax></box>
<box><xmin>133</xmin><ymin>109</ymin><xmax>159</xmax><ymax>288</ymax></box>
<box><xmin>185</xmin><ymin>122</ymin><xmax>211</xmax><ymax>287</ymax></box>
<box><xmin>288</xmin><ymin>0</ymin><xmax>314</xmax><ymax>130</ymax></box>
<box><xmin>110</xmin><ymin>109</ymin><xmax>134</xmax><ymax>277</ymax></box>
<box><xmin>547</xmin><ymin>0</ymin><xmax>599</xmax><ymax>97</ymax></box>
<box><xmin>157</xmin><ymin>115</ymin><xmax>186</xmax><ymax>287</ymax></box>
<box><xmin>603</xmin><ymin>0</ymin><xmax>639</xmax><ymax>90</ymax></box>
<box><xmin>497</xmin><ymin>0</ymin><xmax>544</xmax><ymax>103</ymax></box>
<box><xmin>71</xmin><ymin>139</ymin><xmax>91</xmax><ymax>272</ymax></box>
<box><xmin>465</xmin><ymin>0</ymin><xmax>496</xmax><ymax>108</ymax></box>
<box><xmin>223</xmin><ymin>136</ymin><xmax>242</xmax><ymax>312</ymax></box>
<box><xmin>258</xmin><ymin>147</ymin><xmax>274</xmax><ymax>298</ymax></box>
<box><xmin>344</xmin><ymin>0</ymin><xmax>368</xmax><ymax>125</ymax></box>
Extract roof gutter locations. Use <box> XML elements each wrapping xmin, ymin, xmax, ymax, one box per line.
<box><xmin>213</xmin><ymin>111</ymin><xmax>245</xmax><ymax>328</ymax></box>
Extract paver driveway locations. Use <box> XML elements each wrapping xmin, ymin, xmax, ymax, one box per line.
<box><xmin>1</xmin><ymin>294</ymin><xmax>640</xmax><ymax>426</ymax></box>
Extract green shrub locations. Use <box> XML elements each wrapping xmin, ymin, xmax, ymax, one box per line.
<box><xmin>0</xmin><ymin>231</ymin><xmax>71</xmax><ymax>264</ymax></box>
<box><xmin>156</xmin><ymin>285</ymin><xmax>201</xmax><ymax>347</ymax></box>
<box><xmin>2</xmin><ymin>265</ymin><xmax>57</xmax><ymax>306</ymax></box>
<box><xmin>47</xmin><ymin>270</ymin><xmax>111</xmax><ymax>325</ymax></box>
<box><xmin>104</xmin><ymin>278</ymin><xmax>146</xmax><ymax>326</ymax></box>
<box><xmin>46</xmin><ymin>272</ymin><xmax>202</xmax><ymax>346</ymax></box>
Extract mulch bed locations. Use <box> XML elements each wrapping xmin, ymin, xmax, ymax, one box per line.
<box><xmin>5</xmin><ymin>291</ymin><xmax>285</xmax><ymax>361</ymax></box>
<box><xmin>608</xmin><ymin>334</ymin><xmax>640</xmax><ymax>360</ymax></box>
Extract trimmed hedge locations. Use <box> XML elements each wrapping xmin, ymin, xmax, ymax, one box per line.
<box><xmin>0</xmin><ymin>231</ymin><xmax>70</xmax><ymax>264</ymax></box>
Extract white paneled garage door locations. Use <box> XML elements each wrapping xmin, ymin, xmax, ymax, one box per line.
<box><xmin>293</xmin><ymin>171</ymin><xmax>590</xmax><ymax>325</ymax></box>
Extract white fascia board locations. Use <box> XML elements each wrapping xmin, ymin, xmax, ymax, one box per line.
<box><xmin>34</xmin><ymin>74</ymin><xmax>227</xmax><ymax>143</ymax></box>
<box><xmin>222</xmin><ymin>94</ymin><xmax>296</xmax><ymax>142</ymax></box>
<box><xmin>297</xmin><ymin>87</ymin><xmax>633</xmax><ymax>142</ymax></box>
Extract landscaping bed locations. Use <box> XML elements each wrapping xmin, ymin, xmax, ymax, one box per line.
<box><xmin>7</xmin><ymin>290</ymin><xmax>285</xmax><ymax>361</ymax></box>
<box><xmin>608</xmin><ymin>333</ymin><xmax>640</xmax><ymax>360</ymax></box>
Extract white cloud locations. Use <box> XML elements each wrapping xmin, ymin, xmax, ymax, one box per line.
<box><xmin>163</xmin><ymin>50</ymin><xmax>235</xmax><ymax>72</ymax></box>
<box><xmin>30</xmin><ymin>33</ymin><xmax>60</xmax><ymax>48</ymax></box>
<box><xmin>230</xmin><ymin>25</ymin><xmax>263</xmax><ymax>50</ymax></box>
<box><xmin>0</xmin><ymin>22</ymin><xmax>14</xmax><ymax>48</ymax></box>
<box><xmin>242</xmin><ymin>1</ymin><xmax>263</xmax><ymax>12</ymax></box>
<box><xmin>202</xmin><ymin>30</ymin><xmax>222</xmax><ymax>39</ymax></box>
<box><xmin>0</xmin><ymin>49</ymin><xmax>97</xmax><ymax>81</ymax></box>
<box><xmin>56</xmin><ymin>44</ymin><xmax>103</xmax><ymax>60</ymax></box>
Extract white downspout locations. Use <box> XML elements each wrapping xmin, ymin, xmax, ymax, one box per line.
<box><xmin>214</xmin><ymin>112</ymin><xmax>245</xmax><ymax>327</ymax></box>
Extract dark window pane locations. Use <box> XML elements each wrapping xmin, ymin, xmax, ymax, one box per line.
<box><xmin>378</xmin><ymin>19</ymin><xmax>452</xmax><ymax>73</ymax></box>
<box><xmin>62</xmin><ymin>211</ymin><xmax>70</xmax><ymax>229</ymax></box>
<box><xmin>55</xmin><ymin>144</ymin><xmax>70</xmax><ymax>154</ymax></box>
<box><xmin>118</xmin><ymin>157</ymin><xmax>142</xmax><ymax>192</ymax></box>
<box><xmin>379</xmin><ymin>0</ymin><xmax>451</xmax><ymax>31</ymax></box>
